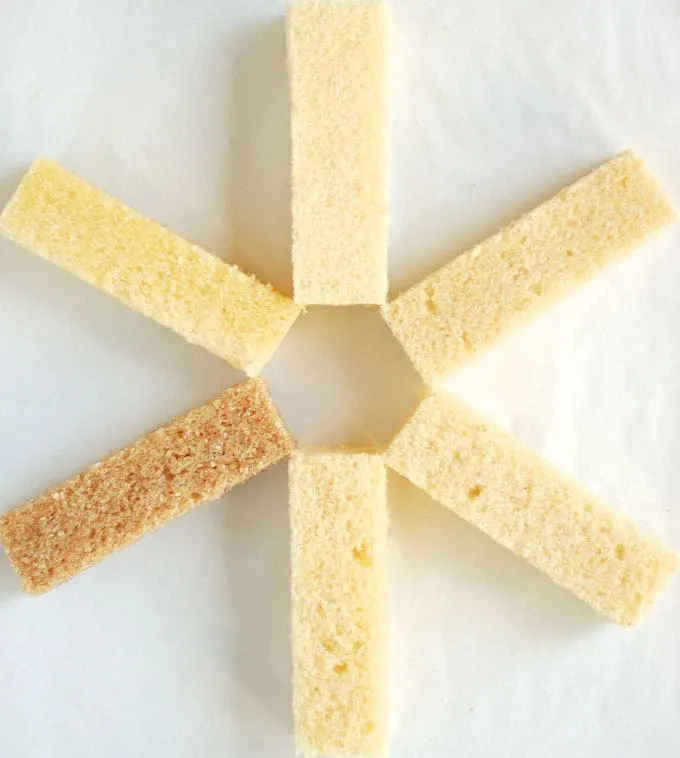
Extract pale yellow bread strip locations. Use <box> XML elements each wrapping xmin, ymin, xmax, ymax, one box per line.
<box><xmin>385</xmin><ymin>392</ymin><xmax>678</xmax><ymax>626</ymax></box>
<box><xmin>290</xmin><ymin>449</ymin><xmax>389</xmax><ymax>756</ymax></box>
<box><xmin>0</xmin><ymin>159</ymin><xmax>301</xmax><ymax>375</ymax></box>
<box><xmin>383</xmin><ymin>151</ymin><xmax>676</xmax><ymax>383</ymax></box>
<box><xmin>0</xmin><ymin>379</ymin><xmax>293</xmax><ymax>594</ymax></box>
<box><xmin>288</xmin><ymin>2</ymin><xmax>390</xmax><ymax>305</ymax></box>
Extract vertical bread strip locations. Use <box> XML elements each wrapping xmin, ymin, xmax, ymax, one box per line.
<box><xmin>288</xmin><ymin>2</ymin><xmax>390</xmax><ymax>305</ymax></box>
<box><xmin>0</xmin><ymin>378</ymin><xmax>294</xmax><ymax>594</ymax></box>
<box><xmin>383</xmin><ymin>151</ymin><xmax>676</xmax><ymax>383</ymax></box>
<box><xmin>0</xmin><ymin>159</ymin><xmax>301</xmax><ymax>375</ymax></box>
<box><xmin>385</xmin><ymin>392</ymin><xmax>678</xmax><ymax>626</ymax></box>
<box><xmin>290</xmin><ymin>449</ymin><xmax>389</xmax><ymax>756</ymax></box>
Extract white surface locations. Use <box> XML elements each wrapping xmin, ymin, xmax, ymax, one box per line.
<box><xmin>1</xmin><ymin>0</ymin><xmax>679</xmax><ymax>755</ymax></box>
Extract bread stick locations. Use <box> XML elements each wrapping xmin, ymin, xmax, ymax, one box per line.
<box><xmin>290</xmin><ymin>449</ymin><xmax>389</xmax><ymax>755</ymax></box>
<box><xmin>0</xmin><ymin>159</ymin><xmax>300</xmax><ymax>375</ymax></box>
<box><xmin>0</xmin><ymin>378</ymin><xmax>293</xmax><ymax>594</ymax></box>
<box><xmin>383</xmin><ymin>152</ymin><xmax>675</xmax><ymax>383</ymax></box>
<box><xmin>385</xmin><ymin>392</ymin><xmax>678</xmax><ymax>625</ymax></box>
<box><xmin>288</xmin><ymin>2</ymin><xmax>390</xmax><ymax>305</ymax></box>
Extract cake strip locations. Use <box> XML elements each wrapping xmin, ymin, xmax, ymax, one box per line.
<box><xmin>0</xmin><ymin>159</ymin><xmax>301</xmax><ymax>375</ymax></box>
<box><xmin>385</xmin><ymin>392</ymin><xmax>678</xmax><ymax>626</ymax></box>
<box><xmin>383</xmin><ymin>151</ymin><xmax>676</xmax><ymax>383</ymax></box>
<box><xmin>0</xmin><ymin>378</ymin><xmax>293</xmax><ymax>594</ymax></box>
<box><xmin>290</xmin><ymin>449</ymin><xmax>389</xmax><ymax>756</ymax></box>
<box><xmin>288</xmin><ymin>1</ymin><xmax>390</xmax><ymax>305</ymax></box>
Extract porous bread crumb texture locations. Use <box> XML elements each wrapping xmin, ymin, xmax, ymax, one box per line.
<box><xmin>0</xmin><ymin>378</ymin><xmax>293</xmax><ymax>595</ymax></box>
<box><xmin>385</xmin><ymin>392</ymin><xmax>679</xmax><ymax>626</ymax></box>
<box><xmin>290</xmin><ymin>449</ymin><xmax>389</xmax><ymax>756</ymax></box>
<box><xmin>0</xmin><ymin>158</ymin><xmax>301</xmax><ymax>375</ymax></box>
<box><xmin>383</xmin><ymin>151</ymin><xmax>676</xmax><ymax>384</ymax></box>
<box><xmin>288</xmin><ymin>1</ymin><xmax>390</xmax><ymax>305</ymax></box>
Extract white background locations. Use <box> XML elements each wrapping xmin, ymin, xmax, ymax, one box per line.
<box><xmin>1</xmin><ymin>0</ymin><xmax>680</xmax><ymax>756</ymax></box>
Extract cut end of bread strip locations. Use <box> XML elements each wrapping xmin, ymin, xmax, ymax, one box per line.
<box><xmin>288</xmin><ymin>2</ymin><xmax>390</xmax><ymax>306</ymax></box>
<box><xmin>290</xmin><ymin>448</ymin><xmax>389</xmax><ymax>756</ymax></box>
<box><xmin>0</xmin><ymin>158</ymin><xmax>301</xmax><ymax>375</ymax></box>
<box><xmin>0</xmin><ymin>378</ymin><xmax>294</xmax><ymax>594</ymax></box>
<box><xmin>383</xmin><ymin>151</ymin><xmax>676</xmax><ymax>384</ymax></box>
<box><xmin>385</xmin><ymin>391</ymin><xmax>679</xmax><ymax>626</ymax></box>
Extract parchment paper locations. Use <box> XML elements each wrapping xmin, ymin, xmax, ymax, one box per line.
<box><xmin>1</xmin><ymin>1</ymin><xmax>679</xmax><ymax>756</ymax></box>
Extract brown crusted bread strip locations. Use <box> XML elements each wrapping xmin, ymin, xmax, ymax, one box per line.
<box><xmin>0</xmin><ymin>378</ymin><xmax>294</xmax><ymax>594</ymax></box>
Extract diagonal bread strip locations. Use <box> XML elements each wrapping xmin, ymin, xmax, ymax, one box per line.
<box><xmin>0</xmin><ymin>159</ymin><xmax>301</xmax><ymax>375</ymax></box>
<box><xmin>383</xmin><ymin>151</ymin><xmax>676</xmax><ymax>384</ymax></box>
<box><xmin>0</xmin><ymin>378</ymin><xmax>294</xmax><ymax>594</ymax></box>
<box><xmin>385</xmin><ymin>391</ymin><xmax>678</xmax><ymax>626</ymax></box>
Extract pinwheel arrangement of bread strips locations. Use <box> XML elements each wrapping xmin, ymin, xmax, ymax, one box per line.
<box><xmin>1</xmin><ymin>3</ymin><xmax>677</xmax><ymax>757</ymax></box>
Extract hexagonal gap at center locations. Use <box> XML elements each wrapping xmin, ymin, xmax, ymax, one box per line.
<box><xmin>262</xmin><ymin>306</ymin><xmax>426</xmax><ymax>448</ymax></box>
